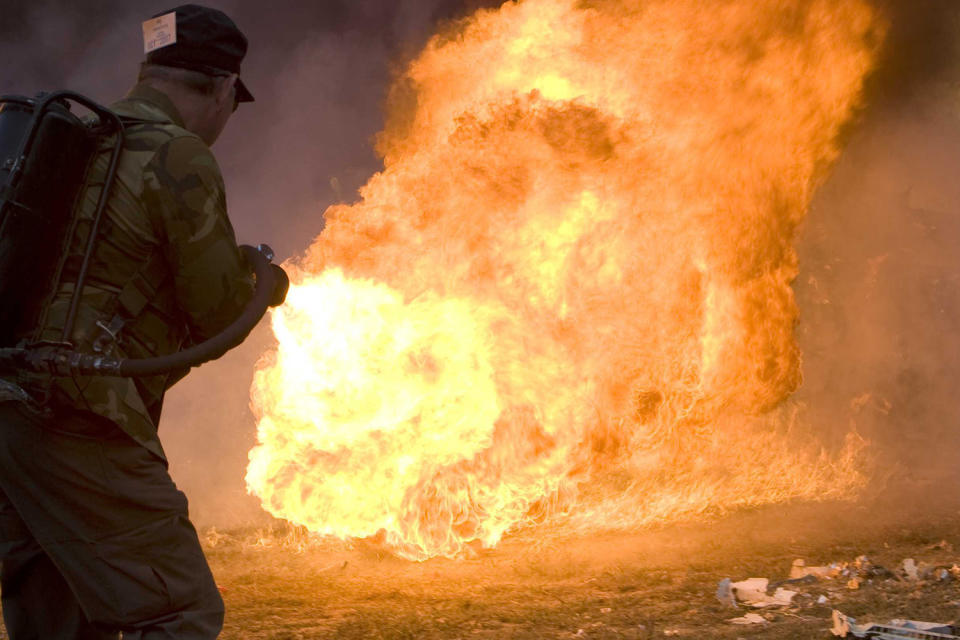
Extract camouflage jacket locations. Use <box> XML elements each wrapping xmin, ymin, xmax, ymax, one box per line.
<box><xmin>5</xmin><ymin>83</ymin><xmax>253</xmax><ymax>460</ymax></box>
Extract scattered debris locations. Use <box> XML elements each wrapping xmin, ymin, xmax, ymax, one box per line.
<box><xmin>903</xmin><ymin>558</ymin><xmax>919</xmax><ymax>581</ymax></box>
<box><xmin>773</xmin><ymin>573</ymin><xmax>819</xmax><ymax>588</ymax></box>
<box><xmin>831</xmin><ymin>610</ymin><xmax>960</xmax><ymax>639</ymax></box>
<box><xmin>717</xmin><ymin>577</ymin><xmax>796</xmax><ymax>608</ymax></box>
<box><xmin>791</xmin><ymin>558</ymin><xmax>833</xmax><ymax>579</ymax></box>
<box><xmin>730</xmin><ymin>577</ymin><xmax>768</xmax><ymax>601</ymax></box>
<box><xmin>715</xmin><ymin>577</ymin><xmax>736</xmax><ymax>607</ymax></box>
<box><xmin>788</xmin><ymin>555</ymin><xmax>897</xmax><ymax>583</ymax></box>
<box><xmin>729</xmin><ymin>612</ymin><xmax>767</xmax><ymax>625</ymax></box>
<box><xmin>710</xmin><ymin>550</ymin><xmax>960</xmax><ymax>635</ymax></box>
<box><xmin>763</xmin><ymin>552</ymin><xmax>960</xmax><ymax>595</ymax></box>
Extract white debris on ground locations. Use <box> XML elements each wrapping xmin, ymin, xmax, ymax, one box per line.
<box><xmin>790</xmin><ymin>558</ymin><xmax>834</xmax><ymax>579</ymax></box>
<box><xmin>831</xmin><ymin>610</ymin><xmax>960</xmax><ymax>639</ymax></box>
<box><xmin>728</xmin><ymin>577</ymin><xmax>797</xmax><ymax>607</ymax></box>
<box><xmin>716</xmin><ymin>550</ymin><xmax>960</xmax><ymax>628</ymax></box>
<box><xmin>715</xmin><ymin>577</ymin><xmax>736</xmax><ymax>607</ymax></box>
<box><xmin>729</xmin><ymin>612</ymin><xmax>768</xmax><ymax>625</ymax></box>
<box><xmin>903</xmin><ymin>558</ymin><xmax>919</xmax><ymax>581</ymax></box>
<box><xmin>716</xmin><ymin>572</ymin><xmax>805</xmax><ymax>614</ymax></box>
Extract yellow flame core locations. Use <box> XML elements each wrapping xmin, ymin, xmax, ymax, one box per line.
<box><xmin>247</xmin><ymin>0</ymin><xmax>884</xmax><ymax>560</ymax></box>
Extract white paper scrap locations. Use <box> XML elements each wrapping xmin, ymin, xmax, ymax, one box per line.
<box><xmin>729</xmin><ymin>613</ymin><xmax>767</xmax><ymax>625</ymax></box>
<box><xmin>729</xmin><ymin>578</ymin><xmax>796</xmax><ymax>607</ymax></box>
<box><xmin>770</xmin><ymin>587</ymin><xmax>797</xmax><ymax>606</ymax></box>
<box><xmin>903</xmin><ymin>558</ymin><xmax>919</xmax><ymax>581</ymax></box>
<box><xmin>731</xmin><ymin>577</ymin><xmax>768</xmax><ymax>602</ymax></box>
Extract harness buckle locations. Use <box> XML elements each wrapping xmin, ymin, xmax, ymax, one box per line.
<box><xmin>92</xmin><ymin>315</ymin><xmax>126</xmax><ymax>355</ymax></box>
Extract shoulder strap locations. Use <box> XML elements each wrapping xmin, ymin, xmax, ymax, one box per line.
<box><xmin>89</xmin><ymin>113</ymin><xmax>176</xmax><ymax>354</ymax></box>
<box><xmin>118</xmin><ymin>115</ymin><xmax>156</xmax><ymax>128</ymax></box>
<box><xmin>91</xmin><ymin>250</ymin><xmax>169</xmax><ymax>354</ymax></box>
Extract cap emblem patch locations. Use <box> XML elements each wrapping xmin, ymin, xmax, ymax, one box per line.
<box><xmin>143</xmin><ymin>11</ymin><xmax>177</xmax><ymax>54</ymax></box>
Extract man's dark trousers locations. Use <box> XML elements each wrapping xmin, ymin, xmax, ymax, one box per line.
<box><xmin>0</xmin><ymin>401</ymin><xmax>224</xmax><ymax>639</ymax></box>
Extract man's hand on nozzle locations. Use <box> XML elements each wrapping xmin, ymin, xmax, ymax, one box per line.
<box><xmin>269</xmin><ymin>264</ymin><xmax>289</xmax><ymax>307</ymax></box>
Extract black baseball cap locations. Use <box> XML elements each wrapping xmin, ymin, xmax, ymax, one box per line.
<box><xmin>144</xmin><ymin>4</ymin><xmax>254</xmax><ymax>103</ymax></box>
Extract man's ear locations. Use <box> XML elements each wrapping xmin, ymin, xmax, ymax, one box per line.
<box><xmin>215</xmin><ymin>73</ymin><xmax>238</xmax><ymax>107</ymax></box>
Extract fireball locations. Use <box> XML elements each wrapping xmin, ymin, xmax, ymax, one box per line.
<box><xmin>247</xmin><ymin>0</ymin><xmax>883</xmax><ymax>560</ymax></box>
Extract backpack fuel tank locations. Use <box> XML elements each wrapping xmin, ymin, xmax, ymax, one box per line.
<box><xmin>0</xmin><ymin>92</ymin><xmax>118</xmax><ymax>349</ymax></box>
<box><xmin>0</xmin><ymin>90</ymin><xmax>283</xmax><ymax>380</ymax></box>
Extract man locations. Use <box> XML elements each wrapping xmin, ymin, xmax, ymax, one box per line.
<box><xmin>0</xmin><ymin>5</ymin><xmax>276</xmax><ymax>638</ymax></box>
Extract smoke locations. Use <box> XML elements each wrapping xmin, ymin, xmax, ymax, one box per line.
<box><xmin>1</xmin><ymin>0</ymin><xmax>957</xmax><ymax>527</ymax></box>
<box><xmin>0</xmin><ymin>0</ymin><xmax>501</xmax><ymax>253</ymax></box>
<box><xmin>795</xmin><ymin>0</ymin><xmax>960</xmax><ymax>490</ymax></box>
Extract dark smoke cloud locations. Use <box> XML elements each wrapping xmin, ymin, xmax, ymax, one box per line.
<box><xmin>1</xmin><ymin>0</ymin><xmax>957</xmax><ymax>525</ymax></box>
<box><xmin>796</xmin><ymin>0</ymin><xmax>960</xmax><ymax>490</ymax></box>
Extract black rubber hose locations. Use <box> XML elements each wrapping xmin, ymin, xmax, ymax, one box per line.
<box><xmin>99</xmin><ymin>243</ymin><xmax>277</xmax><ymax>377</ymax></box>
<box><xmin>0</xmin><ymin>244</ymin><xmax>278</xmax><ymax>377</ymax></box>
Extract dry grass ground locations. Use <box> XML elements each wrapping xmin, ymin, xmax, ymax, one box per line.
<box><xmin>206</xmin><ymin>488</ymin><xmax>960</xmax><ymax>639</ymax></box>
<box><xmin>0</xmin><ymin>488</ymin><xmax>955</xmax><ymax>638</ymax></box>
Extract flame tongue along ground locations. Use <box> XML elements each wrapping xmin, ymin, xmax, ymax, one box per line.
<box><xmin>246</xmin><ymin>0</ymin><xmax>884</xmax><ymax>560</ymax></box>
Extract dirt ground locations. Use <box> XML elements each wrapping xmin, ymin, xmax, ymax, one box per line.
<box><xmin>202</xmin><ymin>486</ymin><xmax>960</xmax><ymax>639</ymax></box>
<box><xmin>0</xmin><ymin>486</ymin><xmax>957</xmax><ymax>639</ymax></box>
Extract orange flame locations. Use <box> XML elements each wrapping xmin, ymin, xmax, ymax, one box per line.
<box><xmin>247</xmin><ymin>0</ymin><xmax>884</xmax><ymax>560</ymax></box>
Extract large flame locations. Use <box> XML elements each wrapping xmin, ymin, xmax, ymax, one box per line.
<box><xmin>247</xmin><ymin>0</ymin><xmax>884</xmax><ymax>560</ymax></box>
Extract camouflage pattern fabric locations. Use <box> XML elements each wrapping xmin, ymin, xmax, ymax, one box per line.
<box><xmin>5</xmin><ymin>84</ymin><xmax>253</xmax><ymax>460</ymax></box>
